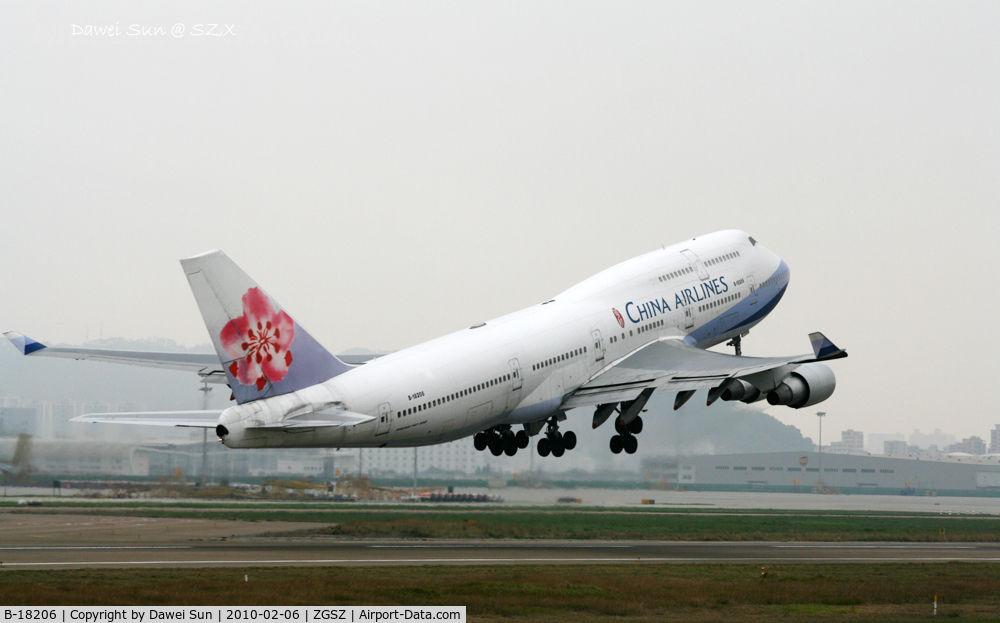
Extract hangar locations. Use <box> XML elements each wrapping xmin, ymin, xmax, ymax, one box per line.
<box><xmin>643</xmin><ymin>452</ymin><xmax>1000</xmax><ymax>495</ymax></box>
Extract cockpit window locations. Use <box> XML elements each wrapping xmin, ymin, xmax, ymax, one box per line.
<box><xmin>748</xmin><ymin>236</ymin><xmax>757</xmax><ymax>246</ymax></box>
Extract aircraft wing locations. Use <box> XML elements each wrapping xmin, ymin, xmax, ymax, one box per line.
<box><xmin>562</xmin><ymin>332</ymin><xmax>845</xmax><ymax>409</ymax></box>
<box><xmin>70</xmin><ymin>410</ymin><xmax>223</xmax><ymax>428</ymax></box>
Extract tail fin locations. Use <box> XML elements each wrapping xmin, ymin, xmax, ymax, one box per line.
<box><xmin>180</xmin><ymin>250</ymin><xmax>353</xmax><ymax>404</ymax></box>
<box><xmin>11</xmin><ymin>434</ymin><xmax>32</xmax><ymax>471</ymax></box>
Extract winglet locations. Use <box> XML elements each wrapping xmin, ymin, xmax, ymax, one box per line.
<box><xmin>4</xmin><ymin>332</ymin><xmax>47</xmax><ymax>355</ymax></box>
<box><xmin>809</xmin><ymin>332</ymin><xmax>847</xmax><ymax>361</ymax></box>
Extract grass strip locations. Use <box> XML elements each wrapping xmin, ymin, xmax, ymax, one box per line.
<box><xmin>3</xmin><ymin>499</ymin><xmax>995</xmax><ymax>518</ymax></box>
<box><xmin>0</xmin><ymin>563</ymin><xmax>997</xmax><ymax>621</ymax></box>
<box><xmin>8</xmin><ymin>507</ymin><xmax>1000</xmax><ymax>541</ymax></box>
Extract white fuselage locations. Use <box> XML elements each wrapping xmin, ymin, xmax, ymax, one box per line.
<box><xmin>219</xmin><ymin>230</ymin><xmax>790</xmax><ymax>449</ymax></box>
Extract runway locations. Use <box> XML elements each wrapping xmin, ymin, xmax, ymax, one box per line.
<box><xmin>1</xmin><ymin>514</ymin><xmax>998</xmax><ymax>569</ymax></box>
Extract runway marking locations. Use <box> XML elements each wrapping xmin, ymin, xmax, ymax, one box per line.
<box><xmin>368</xmin><ymin>545</ymin><xmax>632</xmax><ymax>549</ymax></box>
<box><xmin>0</xmin><ymin>546</ymin><xmax>193</xmax><ymax>551</ymax></box>
<box><xmin>4</xmin><ymin>556</ymin><xmax>1000</xmax><ymax>567</ymax></box>
<box><xmin>773</xmin><ymin>545</ymin><xmax>977</xmax><ymax>550</ymax></box>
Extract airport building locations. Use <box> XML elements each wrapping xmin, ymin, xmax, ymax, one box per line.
<box><xmin>829</xmin><ymin>429</ymin><xmax>864</xmax><ymax>454</ymax></box>
<box><xmin>660</xmin><ymin>451</ymin><xmax>1000</xmax><ymax>495</ymax></box>
<box><xmin>359</xmin><ymin>439</ymin><xmax>487</xmax><ymax>476</ymax></box>
<box><xmin>0</xmin><ymin>438</ymin><xmax>358</xmax><ymax>480</ymax></box>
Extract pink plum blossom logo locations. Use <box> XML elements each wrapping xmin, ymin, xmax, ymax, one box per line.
<box><xmin>219</xmin><ymin>287</ymin><xmax>295</xmax><ymax>391</ymax></box>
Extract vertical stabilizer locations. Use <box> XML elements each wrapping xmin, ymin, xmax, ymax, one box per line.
<box><xmin>180</xmin><ymin>250</ymin><xmax>353</xmax><ymax>404</ymax></box>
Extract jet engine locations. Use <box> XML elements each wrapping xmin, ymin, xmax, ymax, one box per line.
<box><xmin>720</xmin><ymin>379</ymin><xmax>762</xmax><ymax>404</ymax></box>
<box><xmin>766</xmin><ymin>363</ymin><xmax>836</xmax><ymax>409</ymax></box>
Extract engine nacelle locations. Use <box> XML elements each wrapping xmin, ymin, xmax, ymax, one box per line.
<box><xmin>766</xmin><ymin>363</ymin><xmax>836</xmax><ymax>409</ymax></box>
<box><xmin>721</xmin><ymin>379</ymin><xmax>763</xmax><ymax>403</ymax></box>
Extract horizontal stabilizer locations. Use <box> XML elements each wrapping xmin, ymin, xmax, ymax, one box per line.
<box><xmin>4</xmin><ymin>331</ymin><xmax>382</xmax><ymax>380</ymax></box>
<box><xmin>246</xmin><ymin>410</ymin><xmax>375</xmax><ymax>430</ymax></box>
<box><xmin>70</xmin><ymin>410</ymin><xmax>222</xmax><ymax>428</ymax></box>
<box><xmin>4</xmin><ymin>332</ymin><xmax>226</xmax><ymax>379</ymax></box>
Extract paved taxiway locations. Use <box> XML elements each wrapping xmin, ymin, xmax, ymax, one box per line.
<box><xmin>1</xmin><ymin>514</ymin><xmax>998</xmax><ymax>569</ymax></box>
<box><xmin>9</xmin><ymin>488</ymin><xmax>1000</xmax><ymax>514</ymax></box>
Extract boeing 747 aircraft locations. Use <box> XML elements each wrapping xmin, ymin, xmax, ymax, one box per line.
<box><xmin>5</xmin><ymin>230</ymin><xmax>845</xmax><ymax>457</ymax></box>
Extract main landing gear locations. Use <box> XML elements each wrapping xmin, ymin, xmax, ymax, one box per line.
<box><xmin>609</xmin><ymin>414</ymin><xmax>642</xmax><ymax>455</ymax></box>
<box><xmin>603</xmin><ymin>387</ymin><xmax>653</xmax><ymax>455</ymax></box>
<box><xmin>473</xmin><ymin>417</ymin><xmax>578</xmax><ymax>459</ymax></box>
<box><xmin>537</xmin><ymin>416</ymin><xmax>577</xmax><ymax>458</ymax></box>
<box><xmin>473</xmin><ymin>425</ymin><xmax>530</xmax><ymax>457</ymax></box>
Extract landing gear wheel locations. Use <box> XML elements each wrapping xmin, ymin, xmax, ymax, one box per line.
<box><xmin>490</xmin><ymin>442</ymin><xmax>504</xmax><ymax>456</ymax></box>
<box><xmin>538</xmin><ymin>438</ymin><xmax>551</xmax><ymax>457</ymax></box>
<box><xmin>502</xmin><ymin>431</ymin><xmax>518</xmax><ymax>456</ymax></box>
<box><xmin>515</xmin><ymin>430</ymin><xmax>530</xmax><ymax>449</ymax></box>
<box><xmin>615</xmin><ymin>418</ymin><xmax>628</xmax><ymax>435</ymax></box>
<box><xmin>610</xmin><ymin>435</ymin><xmax>624</xmax><ymax>454</ymax></box>
<box><xmin>624</xmin><ymin>435</ymin><xmax>638</xmax><ymax>454</ymax></box>
<box><xmin>628</xmin><ymin>416</ymin><xmax>643</xmax><ymax>435</ymax></box>
<box><xmin>562</xmin><ymin>431</ymin><xmax>577</xmax><ymax>450</ymax></box>
<box><xmin>474</xmin><ymin>432</ymin><xmax>488</xmax><ymax>451</ymax></box>
<box><xmin>551</xmin><ymin>441</ymin><xmax>565</xmax><ymax>457</ymax></box>
<box><xmin>488</xmin><ymin>435</ymin><xmax>503</xmax><ymax>456</ymax></box>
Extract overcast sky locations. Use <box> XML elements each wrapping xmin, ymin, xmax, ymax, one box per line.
<box><xmin>1</xmin><ymin>2</ymin><xmax>998</xmax><ymax>442</ymax></box>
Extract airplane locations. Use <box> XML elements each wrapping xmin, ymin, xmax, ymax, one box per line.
<box><xmin>5</xmin><ymin>229</ymin><xmax>846</xmax><ymax>458</ymax></box>
<box><xmin>0</xmin><ymin>434</ymin><xmax>33</xmax><ymax>484</ymax></box>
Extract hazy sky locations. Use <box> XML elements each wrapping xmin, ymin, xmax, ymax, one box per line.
<box><xmin>1</xmin><ymin>2</ymin><xmax>998</xmax><ymax>442</ymax></box>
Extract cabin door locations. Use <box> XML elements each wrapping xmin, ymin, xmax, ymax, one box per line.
<box><xmin>747</xmin><ymin>274</ymin><xmax>758</xmax><ymax>306</ymax></box>
<box><xmin>509</xmin><ymin>358</ymin><xmax>523</xmax><ymax>391</ymax></box>
<box><xmin>375</xmin><ymin>402</ymin><xmax>392</xmax><ymax>436</ymax></box>
<box><xmin>591</xmin><ymin>329</ymin><xmax>605</xmax><ymax>362</ymax></box>
<box><xmin>680</xmin><ymin>249</ymin><xmax>710</xmax><ymax>281</ymax></box>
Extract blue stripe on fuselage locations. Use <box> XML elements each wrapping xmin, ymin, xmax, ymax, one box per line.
<box><xmin>684</xmin><ymin>260</ymin><xmax>789</xmax><ymax>347</ymax></box>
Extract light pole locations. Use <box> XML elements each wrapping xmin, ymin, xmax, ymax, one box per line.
<box><xmin>816</xmin><ymin>411</ymin><xmax>826</xmax><ymax>488</ymax></box>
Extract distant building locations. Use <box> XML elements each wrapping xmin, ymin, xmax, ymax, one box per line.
<box><xmin>867</xmin><ymin>433</ymin><xmax>904</xmax><ymax>454</ymax></box>
<box><xmin>910</xmin><ymin>428</ymin><xmax>956</xmax><ymax>450</ymax></box>
<box><xmin>990</xmin><ymin>425</ymin><xmax>1000</xmax><ymax>454</ymax></box>
<box><xmin>947</xmin><ymin>436</ymin><xmax>987</xmax><ymax>455</ymax></box>
<box><xmin>884</xmin><ymin>439</ymin><xmax>909</xmax><ymax>456</ymax></box>
<box><xmin>0</xmin><ymin>437</ymin><xmax>357</xmax><ymax>479</ymax></box>
<box><xmin>829</xmin><ymin>441</ymin><xmax>849</xmax><ymax>453</ymax></box>
<box><xmin>840</xmin><ymin>430</ymin><xmax>864</xmax><ymax>454</ymax></box>
<box><xmin>360</xmin><ymin>439</ymin><xmax>486</xmax><ymax>476</ymax></box>
<box><xmin>678</xmin><ymin>451</ymin><xmax>1000</xmax><ymax>493</ymax></box>
<box><xmin>641</xmin><ymin>457</ymin><xmax>679</xmax><ymax>482</ymax></box>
